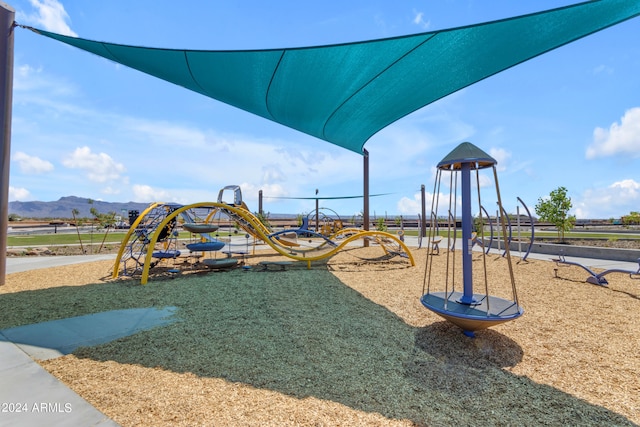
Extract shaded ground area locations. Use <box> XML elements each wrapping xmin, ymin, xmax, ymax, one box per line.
<box><xmin>1</xmin><ymin>307</ymin><xmax>177</xmax><ymax>360</ymax></box>
<box><xmin>1</xmin><ymin>249</ymin><xmax>638</xmax><ymax>426</ymax></box>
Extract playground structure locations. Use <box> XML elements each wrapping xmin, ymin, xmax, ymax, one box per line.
<box><xmin>422</xmin><ymin>196</ymin><xmax>534</xmax><ymax>261</ymax></box>
<box><xmin>288</xmin><ymin>207</ymin><xmax>345</xmax><ymax>238</ymax></box>
<box><xmin>421</xmin><ymin>142</ymin><xmax>524</xmax><ymax>337</ymax></box>
<box><xmin>416</xmin><ymin>196</ymin><xmax>534</xmax><ymax>263</ymax></box>
<box><xmin>309</xmin><ymin>207</ymin><xmax>345</xmax><ymax>237</ymax></box>
<box><xmin>113</xmin><ymin>185</ymin><xmax>415</xmax><ymax>284</ymax></box>
<box><xmin>553</xmin><ymin>253</ymin><xmax>640</xmax><ymax>286</ymax></box>
<box><xmin>470</xmin><ymin>197</ymin><xmax>535</xmax><ymax>261</ymax></box>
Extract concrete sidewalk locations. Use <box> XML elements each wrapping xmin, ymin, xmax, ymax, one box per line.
<box><xmin>0</xmin><ymin>303</ymin><xmax>177</xmax><ymax>427</ymax></box>
<box><xmin>0</xmin><ymin>333</ymin><xmax>121</xmax><ymax>427</ymax></box>
<box><xmin>2</xmin><ymin>254</ymin><xmax>123</xmax><ymax>427</ymax></box>
<box><xmin>403</xmin><ymin>234</ymin><xmax>640</xmax><ymax>272</ymax></box>
<box><xmin>5</xmin><ymin>253</ymin><xmax>116</xmax><ymax>274</ymax></box>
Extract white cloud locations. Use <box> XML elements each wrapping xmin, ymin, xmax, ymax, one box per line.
<box><xmin>9</xmin><ymin>186</ymin><xmax>31</xmax><ymax>201</ymax></box>
<box><xmin>121</xmin><ymin>118</ymin><xmax>361</xmax><ymax>195</ymax></box>
<box><xmin>101</xmin><ymin>186</ymin><xmax>121</xmax><ymax>196</ymax></box>
<box><xmin>14</xmin><ymin>63</ymin><xmax>80</xmax><ymax>101</ymax></box>
<box><xmin>396</xmin><ymin>190</ymin><xmax>462</xmax><ymax>216</ymax></box>
<box><xmin>574</xmin><ymin>178</ymin><xmax>640</xmax><ymax>219</ymax></box>
<box><xmin>489</xmin><ymin>147</ymin><xmax>511</xmax><ymax>172</ymax></box>
<box><xmin>14</xmin><ymin>65</ymin><xmax>41</xmax><ymax>91</ymax></box>
<box><xmin>477</xmin><ymin>173</ymin><xmax>493</xmax><ymax>188</ymax></box>
<box><xmin>412</xmin><ymin>10</ymin><xmax>431</xmax><ymax>30</ymax></box>
<box><xmin>586</xmin><ymin>107</ymin><xmax>640</xmax><ymax>159</ymax></box>
<box><xmin>260</xmin><ymin>165</ymin><xmax>287</xmax><ymax>184</ymax></box>
<box><xmin>397</xmin><ymin>193</ymin><xmax>422</xmax><ymax>215</ymax></box>
<box><xmin>13</xmin><ymin>151</ymin><xmax>54</xmax><ymax>174</ymax></box>
<box><xmin>25</xmin><ymin>0</ymin><xmax>77</xmax><ymax>37</ymax></box>
<box><xmin>593</xmin><ymin>64</ymin><xmax>613</xmax><ymax>75</ymax></box>
<box><xmin>131</xmin><ymin>184</ymin><xmax>172</xmax><ymax>203</ymax></box>
<box><xmin>240</xmin><ymin>182</ymin><xmax>288</xmax><ymax>204</ymax></box>
<box><xmin>62</xmin><ymin>146</ymin><xmax>126</xmax><ymax>183</ymax></box>
<box><xmin>124</xmin><ymin>119</ymin><xmax>213</xmax><ymax>150</ymax></box>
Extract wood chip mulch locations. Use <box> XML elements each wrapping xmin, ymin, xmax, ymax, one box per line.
<box><xmin>1</xmin><ymin>246</ymin><xmax>638</xmax><ymax>426</ymax></box>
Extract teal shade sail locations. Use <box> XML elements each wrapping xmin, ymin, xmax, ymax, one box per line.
<box><xmin>22</xmin><ymin>0</ymin><xmax>640</xmax><ymax>154</ymax></box>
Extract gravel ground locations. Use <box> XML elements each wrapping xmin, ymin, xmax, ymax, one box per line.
<box><xmin>2</xmin><ymin>246</ymin><xmax>638</xmax><ymax>426</ymax></box>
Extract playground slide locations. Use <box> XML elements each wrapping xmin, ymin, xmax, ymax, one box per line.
<box><xmin>214</xmin><ymin>204</ymin><xmax>412</xmax><ymax>265</ymax></box>
<box><xmin>113</xmin><ymin>201</ymin><xmax>414</xmax><ymax>284</ymax></box>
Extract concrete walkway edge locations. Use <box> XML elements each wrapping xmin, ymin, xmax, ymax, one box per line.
<box><xmin>0</xmin><ymin>332</ymin><xmax>120</xmax><ymax>427</ymax></box>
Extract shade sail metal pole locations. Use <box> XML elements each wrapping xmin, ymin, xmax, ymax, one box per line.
<box><xmin>421</xmin><ymin>184</ymin><xmax>426</xmax><ymax>237</ymax></box>
<box><xmin>363</xmin><ymin>149</ymin><xmax>369</xmax><ymax>247</ymax></box>
<box><xmin>0</xmin><ymin>3</ymin><xmax>15</xmax><ymax>286</ymax></box>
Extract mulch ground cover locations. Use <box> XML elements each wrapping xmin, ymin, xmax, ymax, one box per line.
<box><xmin>1</xmin><ymin>246</ymin><xmax>638</xmax><ymax>426</ymax></box>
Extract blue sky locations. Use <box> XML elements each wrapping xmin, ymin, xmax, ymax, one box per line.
<box><xmin>7</xmin><ymin>0</ymin><xmax>640</xmax><ymax>219</ymax></box>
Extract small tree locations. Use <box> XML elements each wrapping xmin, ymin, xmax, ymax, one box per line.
<box><xmin>71</xmin><ymin>208</ymin><xmax>85</xmax><ymax>253</ymax></box>
<box><xmin>622</xmin><ymin>211</ymin><xmax>640</xmax><ymax>225</ymax></box>
<box><xmin>535</xmin><ymin>186</ymin><xmax>576</xmax><ymax>243</ymax></box>
<box><xmin>90</xmin><ymin>207</ymin><xmax>117</xmax><ymax>253</ymax></box>
<box><xmin>254</xmin><ymin>211</ymin><xmax>271</xmax><ymax>230</ymax></box>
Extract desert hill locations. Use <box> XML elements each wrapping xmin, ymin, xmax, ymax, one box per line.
<box><xmin>8</xmin><ymin>196</ymin><xmax>150</xmax><ymax>219</ymax></box>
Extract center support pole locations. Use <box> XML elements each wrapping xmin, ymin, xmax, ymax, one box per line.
<box><xmin>459</xmin><ymin>162</ymin><xmax>476</xmax><ymax>304</ymax></box>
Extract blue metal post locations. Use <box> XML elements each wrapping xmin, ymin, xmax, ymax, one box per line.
<box><xmin>459</xmin><ymin>162</ymin><xmax>476</xmax><ymax>304</ymax></box>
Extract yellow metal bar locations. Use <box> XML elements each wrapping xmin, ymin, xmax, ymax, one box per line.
<box><xmin>117</xmin><ymin>201</ymin><xmax>415</xmax><ymax>284</ymax></box>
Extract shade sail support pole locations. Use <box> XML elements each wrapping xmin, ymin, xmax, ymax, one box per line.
<box><xmin>363</xmin><ymin>148</ymin><xmax>369</xmax><ymax>247</ymax></box>
<box><xmin>421</xmin><ymin>184</ymin><xmax>427</xmax><ymax>237</ymax></box>
<box><xmin>0</xmin><ymin>3</ymin><xmax>15</xmax><ymax>286</ymax></box>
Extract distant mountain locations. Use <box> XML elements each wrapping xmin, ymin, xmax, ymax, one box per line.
<box><xmin>8</xmin><ymin>196</ymin><xmax>418</xmax><ymax>221</ymax></box>
<box><xmin>8</xmin><ymin>196</ymin><xmax>151</xmax><ymax>219</ymax></box>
